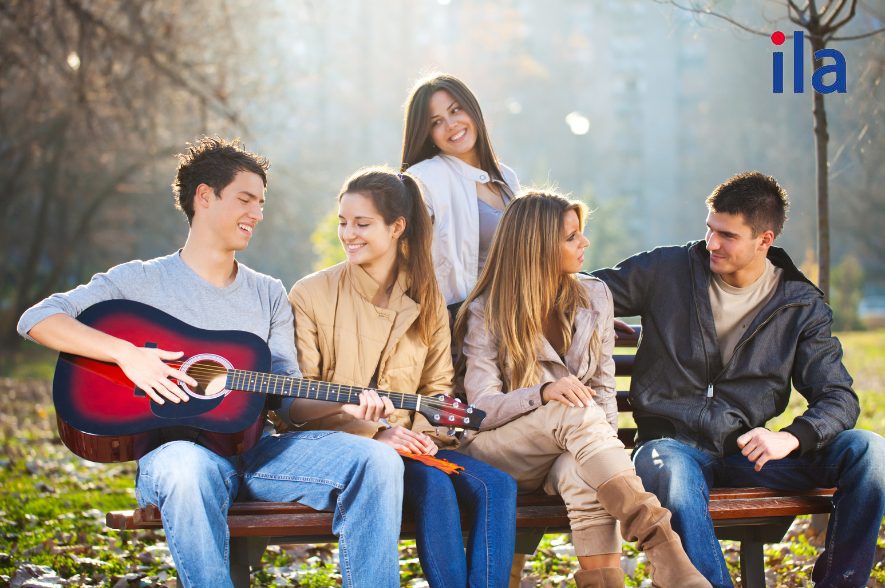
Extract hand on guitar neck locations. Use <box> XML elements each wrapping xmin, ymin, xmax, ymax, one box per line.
<box><xmin>340</xmin><ymin>389</ymin><xmax>395</xmax><ymax>423</ymax></box>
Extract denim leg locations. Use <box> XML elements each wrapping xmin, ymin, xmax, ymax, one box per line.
<box><xmin>415</xmin><ymin>450</ymin><xmax>516</xmax><ymax>588</ymax></box>
<box><xmin>447</xmin><ymin>451</ymin><xmax>517</xmax><ymax>588</ymax></box>
<box><xmin>633</xmin><ymin>439</ymin><xmax>733</xmax><ymax>588</ymax></box>
<box><xmin>239</xmin><ymin>431</ymin><xmax>404</xmax><ymax>588</ymax></box>
<box><xmin>403</xmin><ymin>455</ymin><xmax>468</xmax><ymax>588</ymax></box>
<box><xmin>135</xmin><ymin>441</ymin><xmax>239</xmax><ymax>588</ymax></box>
<box><xmin>718</xmin><ymin>429</ymin><xmax>885</xmax><ymax>588</ymax></box>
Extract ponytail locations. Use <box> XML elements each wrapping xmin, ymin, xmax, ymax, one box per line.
<box><xmin>339</xmin><ymin>167</ymin><xmax>442</xmax><ymax>344</ymax></box>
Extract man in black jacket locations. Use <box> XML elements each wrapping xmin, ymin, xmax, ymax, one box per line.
<box><xmin>593</xmin><ymin>171</ymin><xmax>884</xmax><ymax>588</ymax></box>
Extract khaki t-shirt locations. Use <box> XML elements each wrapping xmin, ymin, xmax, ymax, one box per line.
<box><xmin>709</xmin><ymin>258</ymin><xmax>783</xmax><ymax>364</ymax></box>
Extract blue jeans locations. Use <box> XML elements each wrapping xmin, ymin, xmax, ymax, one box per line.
<box><xmin>135</xmin><ymin>431</ymin><xmax>404</xmax><ymax>588</ymax></box>
<box><xmin>403</xmin><ymin>450</ymin><xmax>517</xmax><ymax>588</ymax></box>
<box><xmin>633</xmin><ymin>430</ymin><xmax>885</xmax><ymax>588</ymax></box>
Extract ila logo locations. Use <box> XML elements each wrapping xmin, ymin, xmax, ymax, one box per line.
<box><xmin>771</xmin><ymin>31</ymin><xmax>847</xmax><ymax>94</ymax></box>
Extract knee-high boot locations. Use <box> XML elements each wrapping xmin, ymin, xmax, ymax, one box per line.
<box><xmin>574</xmin><ymin>567</ymin><xmax>625</xmax><ymax>587</ymax></box>
<box><xmin>596</xmin><ymin>473</ymin><xmax>711</xmax><ymax>588</ymax></box>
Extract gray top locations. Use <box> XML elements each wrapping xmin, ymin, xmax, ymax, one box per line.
<box><xmin>477</xmin><ymin>191</ymin><xmax>511</xmax><ymax>273</ymax></box>
<box><xmin>17</xmin><ymin>251</ymin><xmax>301</xmax><ymax>379</ymax></box>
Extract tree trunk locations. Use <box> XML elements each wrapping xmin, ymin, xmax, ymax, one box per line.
<box><xmin>1</xmin><ymin>124</ymin><xmax>69</xmax><ymax>349</ymax></box>
<box><xmin>809</xmin><ymin>34</ymin><xmax>831</xmax><ymax>301</ymax></box>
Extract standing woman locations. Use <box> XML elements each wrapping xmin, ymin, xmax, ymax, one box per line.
<box><xmin>453</xmin><ymin>192</ymin><xmax>710</xmax><ymax>588</ymax></box>
<box><xmin>401</xmin><ymin>73</ymin><xmax>519</xmax><ymax>307</ymax></box>
<box><xmin>282</xmin><ymin>167</ymin><xmax>517</xmax><ymax>588</ymax></box>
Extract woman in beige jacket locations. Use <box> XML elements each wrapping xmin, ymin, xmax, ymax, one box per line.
<box><xmin>453</xmin><ymin>192</ymin><xmax>709</xmax><ymax>588</ymax></box>
<box><xmin>284</xmin><ymin>167</ymin><xmax>517</xmax><ymax>588</ymax></box>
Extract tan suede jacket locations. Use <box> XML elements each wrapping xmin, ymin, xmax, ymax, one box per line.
<box><xmin>286</xmin><ymin>262</ymin><xmax>457</xmax><ymax>446</ymax></box>
<box><xmin>460</xmin><ymin>274</ymin><xmax>617</xmax><ymax>431</ymax></box>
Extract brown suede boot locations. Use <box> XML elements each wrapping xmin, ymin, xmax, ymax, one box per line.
<box><xmin>574</xmin><ymin>567</ymin><xmax>625</xmax><ymax>588</ymax></box>
<box><xmin>596</xmin><ymin>473</ymin><xmax>712</xmax><ymax>588</ymax></box>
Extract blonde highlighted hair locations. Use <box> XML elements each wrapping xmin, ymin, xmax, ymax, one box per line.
<box><xmin>453</xmin><ymin>191</ymin><xmax>594</xmax><ymax>390</ymax></box>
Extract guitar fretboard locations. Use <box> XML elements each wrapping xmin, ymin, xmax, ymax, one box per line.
<box><xmin>226</xmin><ymin>369</ymin><xmax>421</xmax><ymax>410</ymax></box>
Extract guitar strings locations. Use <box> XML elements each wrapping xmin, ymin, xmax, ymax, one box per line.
<box><xmin>160</xmin><ymin>363</ymin><xmax>464</xmax><ymax>411</ymax></box>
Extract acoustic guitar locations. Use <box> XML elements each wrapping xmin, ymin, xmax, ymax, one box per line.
<box><xmin>52</xmin><ymin>299</ymin><xmax>484</xmax><ymax>463</ymax></box>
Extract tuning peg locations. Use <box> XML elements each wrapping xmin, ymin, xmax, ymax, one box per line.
<box><xmin>433</xmin><ymin>414</ymin><xmax>440</xmax><ymax>421</ymax></box>
<box><xmin>448</xmin><ymin>415</ymin><xmax>455</xmax><ymax>422</ymax></box>
<box><xmin>447</xmin><ymin>427</ymin><xmax>457</xmax><ymax>437</ymax></box>
<box><xmin>463</xmin><ymin>417</ymin><xmax>470</xmax><ymax>425</ymax></box>
<box><xmin>466</xmin><ymin>407</ymin><xmax>473</xmax><ymax>414</ymax></box>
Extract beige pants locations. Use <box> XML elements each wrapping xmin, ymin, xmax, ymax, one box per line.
<box><xmin>461</xmin><ymin>401</ymin><xmax>632</xmax><ymax>555</ymax></box>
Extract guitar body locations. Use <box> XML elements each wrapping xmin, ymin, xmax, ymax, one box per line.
<box><xmin>53</xmin><ymin>300</ymin><xmax>270</xmax><ymax>463</ymax></box>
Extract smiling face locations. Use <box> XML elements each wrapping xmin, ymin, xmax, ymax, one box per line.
<box><xmin>705</xmin><ymin>210</ymin><xmax>773</xmax><ymax>287</ymax></box>
<box><xmin>559</xmin><ymin>208</ymin><xmax>589</xmax><ymax>274</ymax></box>
<box><xmin>338</xmin><ymin>192</ymin><xmax>404</xmax><ymax>276</ymax></box>
<box><xmin>198</xmin><ymin>170</ymin><xmax>265</xmax><ymax>252</ymax></box>
<box><xmin>428</xmin><ymin>89</ymin><xmax>479</xmax><ymax>166</ymax></box>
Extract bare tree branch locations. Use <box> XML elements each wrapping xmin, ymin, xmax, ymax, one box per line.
<box><xmin>0</xmin><ymin>6</ymin><xmax>76</xmax><ymax>82</ymax></box>
<box><xmin>60</xmin><ymin>0</ymin><xmax>241</xmax><ymax>126</ymax></box>
<box><xmin>827</xmin><ymin>0</ymin><xmax>859</xmax><ymax>31</ymax></box>
<box><xmin>787</xmin><ymin>0</ymin><xmax>810</xmax><ymax>22</ymax></box>
<box><xmin>654</xmin><ymin>0</ymin><xmax>771</xmax><ymax>36</ymax></box>
<box><xmin>823</xmin><ymin>0</ymin><xmax>851</xmax><ymax>28</ymax></box>
<box><xmin>788</xmin><ymin>5</ymin><xmax>808</xmax><ymax>28</ymax></box>
<box><xmin>831</xmin><ymin>26</ymin><xmax>885</xmax><ymax>40</ymax></box>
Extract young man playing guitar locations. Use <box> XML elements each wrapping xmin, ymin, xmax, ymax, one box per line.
<box><xmin>17</xmin><ymin>137</ymin><xmax>404</xmax><ymax>588</ymax></box>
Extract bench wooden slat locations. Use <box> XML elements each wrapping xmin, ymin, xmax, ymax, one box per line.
<box><xmin>107</xmin><ymin>486</ymin><xmax>835</xmax><ymax>537</ymax></box>
<box><xmin>708</xmin><ymin>495</ymin><xmax>833</xmax><ymax>520</ymax></box>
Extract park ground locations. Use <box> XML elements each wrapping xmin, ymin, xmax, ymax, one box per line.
<box><xmin>1</xmin><ymin>330</ymin><xmax>883</xmax><ymax>587</ymax></box>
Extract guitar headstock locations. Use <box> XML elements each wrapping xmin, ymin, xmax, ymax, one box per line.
<box><xmin>417</xmin><ymin>395</ymin><xmax>486</xmax><ymax>431</ymax></box>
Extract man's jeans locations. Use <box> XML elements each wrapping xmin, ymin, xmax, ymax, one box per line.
<box><xmin>403</xmin><ymin>449</ymin><xmax>517</xmax><ymax>588</ymax></box>
<box><xmin>135</xmin><ymin>431</ymin><xmax>404</xmax><ymax>588</ymax></box>
<box><xmin>633</xmin><ymin>430</ymin><xmax>885</xmax><ymax>588</ymax></box>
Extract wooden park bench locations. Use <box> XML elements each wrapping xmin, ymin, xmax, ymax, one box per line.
<box><xmin>106</xmin><ymin>327</ymin><xmax>835</xmax><ymax>587</ymax></box>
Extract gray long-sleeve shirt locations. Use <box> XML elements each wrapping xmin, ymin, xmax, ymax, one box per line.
<box><xmin>17</xmin><ymin>251</ymin><xmax>301</xmax><ymax>381</ymax></box>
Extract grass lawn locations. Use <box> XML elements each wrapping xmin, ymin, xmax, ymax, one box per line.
<box><xmin>1</xmin><ymin>330</ymin><xmax>883</xmax><ymax>586</ymax></box>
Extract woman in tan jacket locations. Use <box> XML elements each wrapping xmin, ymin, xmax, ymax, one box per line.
<box><xmin>453</xmin><ymin>192</ymin><xmax>709</xmax><ymax>588</ymax></box>
<box><xmin>284</xmin><ymin>167</ymin><xmax>517</xmax><ymax>588</ymax></box>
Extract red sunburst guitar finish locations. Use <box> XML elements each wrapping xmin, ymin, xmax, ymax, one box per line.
<box><xmin>53</xmin><ymin>299</ymin><xmax>485</xmax><ymax>463</ymax></box>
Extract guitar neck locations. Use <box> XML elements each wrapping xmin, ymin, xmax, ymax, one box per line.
<box><xmin>226</xmin><ymin>369</ymin><xmax>420</xmax><ymax>410</ymax></box>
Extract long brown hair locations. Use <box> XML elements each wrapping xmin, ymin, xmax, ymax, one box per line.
<box><xmin>400</xmin><ymin>73</ymin><xmax>512</xmax><ymax>197</ymax></box>
<box><xmin>339</xmin><ymin>167</ymin><xmax>442</xmax><ymax>344</ymax></box>
<box><xmin>453</xmin><ymin>191</ymin><xmax>592</xmax><ymax>389</ymax></box>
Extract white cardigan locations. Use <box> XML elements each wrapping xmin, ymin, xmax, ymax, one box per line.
<box><xmin>407</xmin><ymin>155</ymin><xmax>520</xmax><ymax>305</ymax></box>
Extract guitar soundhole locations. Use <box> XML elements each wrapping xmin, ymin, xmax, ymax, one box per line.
<box><xmin>184</xmin><ymin>359</ymin><xmax>228</xmax><ymax>398</ymax></box>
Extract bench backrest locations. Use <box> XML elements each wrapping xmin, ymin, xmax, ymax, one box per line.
<box><xmin>613</xmin><ymin>326</ymin><xmax>640</xmax><ymax>448</ymax></box>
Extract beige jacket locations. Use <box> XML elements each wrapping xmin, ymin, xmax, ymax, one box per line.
<box><xmin>287</xmin><ymin>262</ymin><xmax>457</xmax><ymax>445</ymax></box>
<box><xmin>460</xmin><ymin>274</ymin><xmax>617</xmax><ymax>431</ymax></box>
